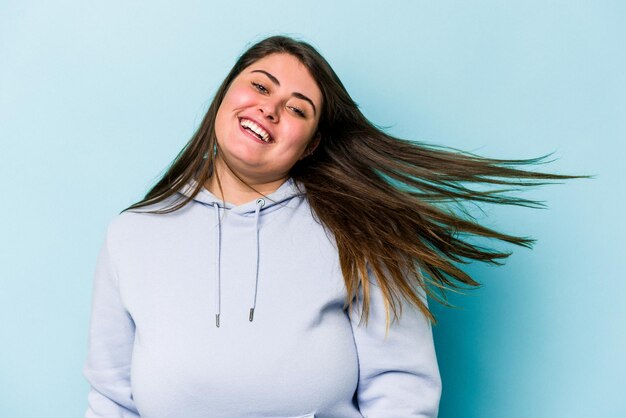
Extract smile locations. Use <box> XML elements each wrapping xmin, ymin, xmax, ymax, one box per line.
<box><xmin>239</xmin><ymin>118</ymin><xmax>272</xmax><ymax>143</ymax></box>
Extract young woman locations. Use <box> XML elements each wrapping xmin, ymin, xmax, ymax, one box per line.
<box><xmin>83</xmin><ymin>35</ymin><xmax>584</xmax><ymax>417</ymax></box>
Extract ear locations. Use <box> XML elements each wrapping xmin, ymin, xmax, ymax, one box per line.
<box><xmin>300</xmin><ymin>131</ymin><xmax>321</xmax><ymax>160</ymax></box>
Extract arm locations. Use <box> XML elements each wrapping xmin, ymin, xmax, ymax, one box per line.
<box><xmin>349</xmin><ymin>272</ymin><xmax>442</xmax><ymax>418</ymax></box>
<box><xmin>83</xmin><ymin>225</ymin><xmax>140</xmax><ymax>417</ymax></box>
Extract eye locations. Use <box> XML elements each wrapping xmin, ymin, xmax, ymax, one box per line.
<box><xmin>288</xmin><ymin>106</ymin><xmax>306</xmax><ymax>118</ymax></box>
<box><xmin>252</xmin><ymin>82</ymin><xmax>268</xmax><ymax>93</ymax></box>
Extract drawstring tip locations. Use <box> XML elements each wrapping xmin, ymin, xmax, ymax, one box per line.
<box><xmin>249</xmin><ymin>308</ymin><xmax>255</xmax><ymax>322</ymax></box>
<box><xmin>215</xmin><ymin>314</ymin><xmax>220</xmax><ymax>328</ymax></box>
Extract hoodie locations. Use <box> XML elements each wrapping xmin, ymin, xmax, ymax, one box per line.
<box><xmin>83</xmin><ymin>177</ymin><xmax>441</xmax><ymax>418</ymax></box>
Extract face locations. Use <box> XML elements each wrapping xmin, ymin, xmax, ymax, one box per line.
<box><xmin>214</xmin><ymin>53</ymin><xmax>323</xmax><ymax>184</ymax></box>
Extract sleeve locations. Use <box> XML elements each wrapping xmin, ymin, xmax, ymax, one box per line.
<box><xmin>82</xmin><ymin>226</ymin><xmax>140</xmax><ymax>417</ymax></box>
<box><xmin>349</xmin><ymin>272</ymin><xmax>442</xmax><ymax>418</ymax></box>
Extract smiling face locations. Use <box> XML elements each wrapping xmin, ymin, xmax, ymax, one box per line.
<box><xmin>213</xmin><ymin>53</ymin><xmax>323</xmax><ymax>185</ymax></box>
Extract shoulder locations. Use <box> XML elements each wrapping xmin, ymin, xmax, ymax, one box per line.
<box><xmin>105</xmin><ymin>193</ymin><xmax>191</xmax><ymax>247</ymax></box>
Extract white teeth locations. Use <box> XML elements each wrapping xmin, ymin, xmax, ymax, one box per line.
<box><xmin>240</xmin><ymin>118</ymin><xmax>271</xmax><ymax>142</ymax></box>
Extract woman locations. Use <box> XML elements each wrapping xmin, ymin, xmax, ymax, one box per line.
<box><xmin>83</xmin><ymin>35</ymin><xmax>585</xmax><ymax>417</ymax></box>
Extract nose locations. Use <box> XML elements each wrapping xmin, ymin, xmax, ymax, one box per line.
<box><xmin>258</xmin><ymin>99</ymin><xmax>279</xmax><ymax>122</ymax></box>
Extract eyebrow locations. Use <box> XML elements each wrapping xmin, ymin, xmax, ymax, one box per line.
<box><xmin>251</xmin><ymin>69</ymin><xmax>317</xmax><ymax>116</ymax></box>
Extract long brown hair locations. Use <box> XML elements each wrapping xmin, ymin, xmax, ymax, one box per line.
<box><xmin>123</xmin><ymin>35</ymin><xmax>590</xmax><ymax>328</ymax></box>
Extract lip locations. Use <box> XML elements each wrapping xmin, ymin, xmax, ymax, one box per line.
<box><xmin>237</xmin><ymin>116</ymin><xmax>274</xmax><ymax>144</ymax></box>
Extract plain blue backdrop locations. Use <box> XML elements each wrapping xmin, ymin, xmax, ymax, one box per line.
<box><xmin>1</xmin><ymin>1</ymin><xmax>624</xmax><ymax>417</ymax></box>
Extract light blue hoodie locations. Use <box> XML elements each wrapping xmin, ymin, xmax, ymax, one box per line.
<box><xmin>83</xmin><ymin>177</ymin><xmax>441</xmax><ymax>417</ymax></box>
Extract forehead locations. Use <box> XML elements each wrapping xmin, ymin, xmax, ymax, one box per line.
<box><xmin>243</xmin><ymin>53</ymin><xmax>322</xmax><ymax>106</ymax></box>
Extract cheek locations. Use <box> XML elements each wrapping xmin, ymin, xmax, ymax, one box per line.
<box><xmin>280</xmin><ymin>124</ymin><xmax>315</xmax><ymax>150</ymax></box>
<box><xmin>215</xmin><ymin>87</ymin><xmax>253</xmax><ymax>134</ymax></box>
<box><xmin>222</xmin><ymin>85</ymin><xmax>255</xmax><ymax>109</ymax></box>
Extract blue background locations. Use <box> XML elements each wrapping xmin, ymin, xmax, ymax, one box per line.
<box><xmin>1</xmin><ymin>1</ymin><xmax>624</xmax><ymax>417</ymax></box>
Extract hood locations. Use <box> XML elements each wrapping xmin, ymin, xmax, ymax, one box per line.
<box><xmin>175</xmin><ymin>177</ymin><xmax>306</xmax><ymax>328</ymax></box>
<box><xmin>177</xmin><ymin>176</ymin><xmax>305</xmax><ymax>215</ymax></box>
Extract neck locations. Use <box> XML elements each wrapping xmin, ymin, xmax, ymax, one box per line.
<box><xmin>204</xmin><ymin>159</ymin><xmax>287</xmax><ymax>206</ymax></box>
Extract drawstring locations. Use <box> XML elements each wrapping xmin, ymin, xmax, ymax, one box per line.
<box><xmin>249</xmin><ymin>198</ymin><xmax>265</xmax><ymax>322</ymax></box>
<box><xmin>213</xmin><ymin>202</ymin><xmax>221</xmax><ymax>328</ymax></box>
<box><xmin>213</xmin><ymin>198</ymin><xmax>265</xmax><ymax>328</ymax></box>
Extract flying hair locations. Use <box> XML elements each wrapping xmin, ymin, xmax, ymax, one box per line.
<box><xmin>123</xmin><ymin>35</ymin><xmax>592</xmax><ymax>331</ymax></box>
